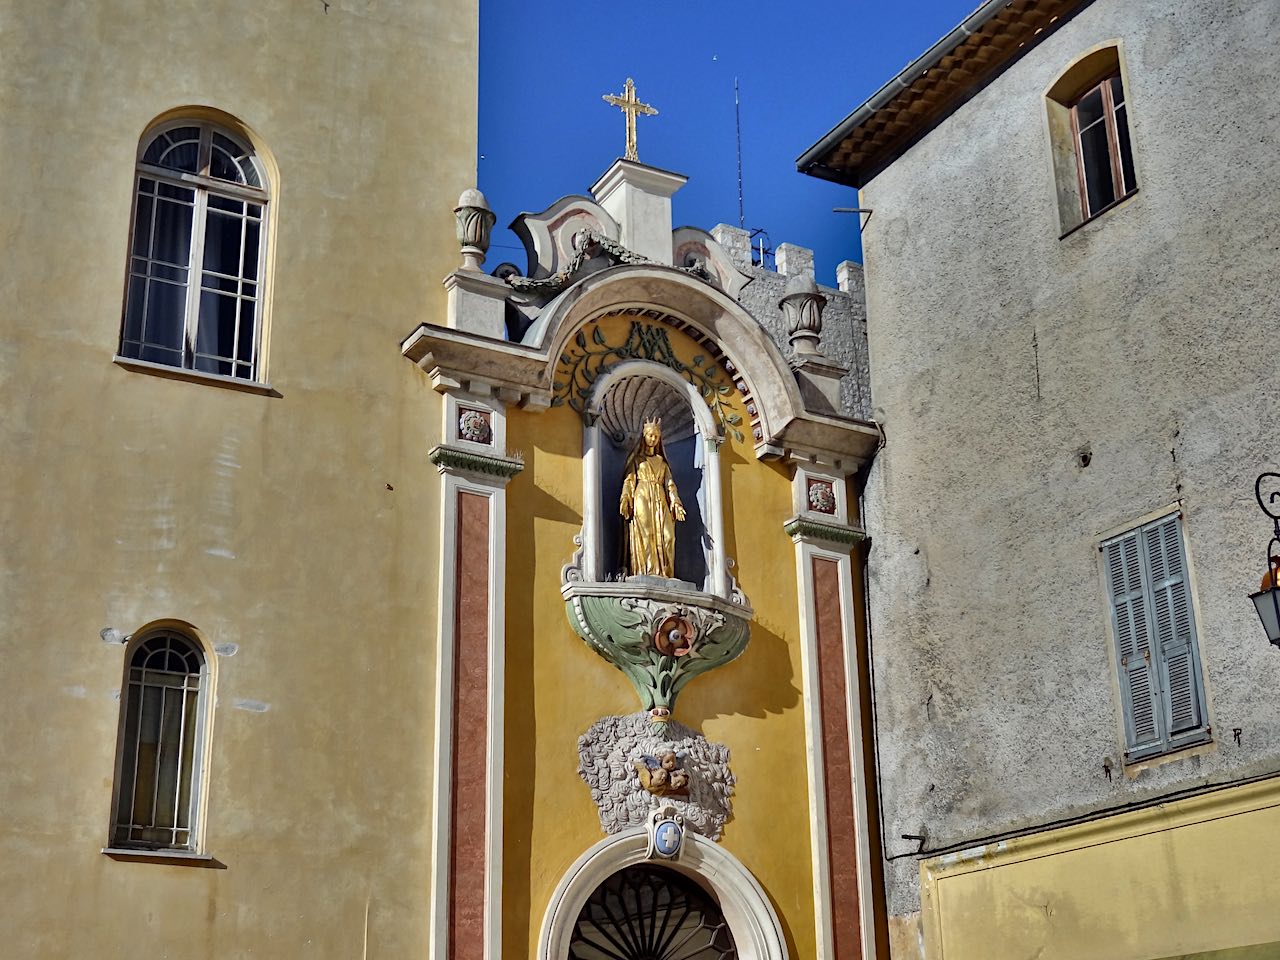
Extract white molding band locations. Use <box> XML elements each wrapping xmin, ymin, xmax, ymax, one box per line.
<box><xmin>538</xmin><ymin>829</ymin><xmax>788</xmax><ymax>960</ymax></box>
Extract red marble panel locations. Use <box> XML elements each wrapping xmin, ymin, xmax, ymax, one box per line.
<box><xmin>450</xmin><ymin>491</ymin><xmax>490</xmax><ymax>960</ymax></box>
<box><xmin>813</xmin><ymin>557</ymin><xmax>862</xmax><ymax>960</ymax></box>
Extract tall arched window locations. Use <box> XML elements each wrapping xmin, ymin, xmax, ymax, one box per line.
<box><xmin>120</xmin><ymin>120</ymin><xmax>269</xmax><ymax>381</ymax></box>
<box><xmin>111</xmin><ymin>630</ymin><xmax>211</xmax><ymax>851</ymax></box>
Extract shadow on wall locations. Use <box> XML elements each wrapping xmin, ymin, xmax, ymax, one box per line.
<box><xmin>676</xmin><ymin>618</ymin><xmax>801</xmax><ymax>729</ymax></box>
<box><xmin>502</xmin><ymin>439</ymin><xmax>584</xmax><ymax>960</ymax></box>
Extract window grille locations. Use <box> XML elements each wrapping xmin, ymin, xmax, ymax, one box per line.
<box><xmin>111</xmin><ymin>631</ymin><xmax>209</xmax><ymax>850</ymax></box>
<box><xmin>1102</xmin><ymin>514</ymin><xmax>1210</xmax><ymax>761</ymax></box>
<box><xmin>570</xmin><ymin>865</ymin><xmax>737</xmax><ymax>960</ymax></box>
<box><xmin>121</xmin><ymin>121</ymin><xmax>269</xmax><ymax>381</ymax></box>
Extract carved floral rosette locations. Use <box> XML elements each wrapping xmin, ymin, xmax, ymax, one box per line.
<box><xmin>563</xmin><ymin>583</ymin><xmax>751</xmax><ymax>719</ymax></box>
<box><xmin>578</xmin><ymin>712</ymin><xmax>735</xmax><ymax>840</ymax></box>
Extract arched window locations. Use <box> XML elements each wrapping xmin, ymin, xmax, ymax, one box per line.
<box><xmin>1045</xmin><ymin>44</ymin><xmax>1137</xmax><ymax>232</ymax></box>
<box><xmin>120</xmin><ymin>119</ymin><xmax>269</xmax><ymax>381</ymax></box>
<box><xmin>111</xmin><ymin>630</ymin><xmax>211</xmax><ymax>850</ymax></box>
<box><xmin>571</xmin><ymin>865</ymin><xmax>736</xmax><ymax>960</ymax></box>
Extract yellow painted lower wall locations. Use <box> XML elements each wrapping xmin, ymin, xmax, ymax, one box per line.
<box><xmin>919</xmin><ymin>776</ymin><xmax>1280</xmax><ymax>960</ymax></box>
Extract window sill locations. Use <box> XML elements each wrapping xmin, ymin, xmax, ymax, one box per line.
<box><xmin>113</xmin><ymin>356</ymin><xmax>280</xmax><ymax>397</ymax></box>
<box><xmin>102</xmin><ymin>846</ymin><xmax>225</xmax><ymax>868</ymax></box>
<box><xmin>1059</xmin><ymin>187</ymin><xmax>1140</xmax><ymax>240</ymax></box>
<box><xmin>1123</xmin><ymin>731</ymin><xmax>1215</xmax><ymax>775</ymax></box>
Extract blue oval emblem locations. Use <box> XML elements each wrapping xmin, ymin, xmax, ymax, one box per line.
<box><xmin>654</xmin><ymin>819</ymin><xmax>683</xmax><ymax>857</ymax></box>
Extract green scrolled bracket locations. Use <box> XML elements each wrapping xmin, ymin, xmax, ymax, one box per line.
<box><xmin>563</xmin><ymin>580</ymin><xmax>752</xmax><ymax>721</ymax></box>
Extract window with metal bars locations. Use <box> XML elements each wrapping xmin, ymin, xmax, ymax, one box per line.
<box><xmin>120</xmin><ymin>120</ymin><xmax>269</xmax><ymax>381</ymax></box>
<box><xmin>571</xmin><ymin>865</ymin><xmax>736</xmax><ymax>960</ymax></box>
<box><xmin>1070</xmin><ymin>73</ymin><xmax>1137</xmax><ymax>220</ymax></box>
<box><xmin>111</xmin><ymin>631</ymin><xmax>210</xmax><ymax>850</ymax></box>
<box><xmin>1101</xmin><ymin>513</ymin><xmax>1210</xmax><ymax>762</ymax></box>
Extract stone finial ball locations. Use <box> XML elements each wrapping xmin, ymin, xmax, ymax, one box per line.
<box><xmin>455</xmin><ymin>187</ymin><xmax>491</xmax><ymax>212</ymax></box>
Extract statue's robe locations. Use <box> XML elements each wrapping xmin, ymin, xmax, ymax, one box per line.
<box><xmin>620</xmin><ymin>454</ymin><xmax>683</xmax><ymax>578</ymax></box>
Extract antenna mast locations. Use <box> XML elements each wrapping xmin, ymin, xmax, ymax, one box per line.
<box><xmin>735</xmin><ymin>77</ymin><xmax>744</xmax><ymax>230</ymax></box>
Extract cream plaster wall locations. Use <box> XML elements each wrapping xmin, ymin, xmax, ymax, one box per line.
<box><xmin>502</xmin><ymin>319</ymin><xmax>818</xmax><ymax>960</ymax></box>
<box><xmin>0</xmin><ymin>1</ymin><xmax>475</xmax><ymax>955</ymax></box>
<box><xmin>855</xmin><ymin>0</ymin><xmax>1280</xmax><ymax>947</ymax></box>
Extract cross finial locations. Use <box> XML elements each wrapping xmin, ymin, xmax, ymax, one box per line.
<box><xmin>602</xmin><ymin>78</ymin><xmax>658</xmax><ymax>162</ymax></box>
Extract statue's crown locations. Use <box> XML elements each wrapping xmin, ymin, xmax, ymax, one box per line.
<box><xmin>643</xmin><ymin>416</ymin><xmax>663</xmax><ymax>429</ymax></box>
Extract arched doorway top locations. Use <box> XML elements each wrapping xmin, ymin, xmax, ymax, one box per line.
<box><xmin>539</xmin><ymin>828</ymin><xmax>788</xmax><ymax>960</ymax></box>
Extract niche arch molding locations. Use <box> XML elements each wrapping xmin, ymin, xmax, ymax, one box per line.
<box><xmin>526</xmin><ymin>263</ymin><xmax>805</xmax><ymax>453</ymax></box>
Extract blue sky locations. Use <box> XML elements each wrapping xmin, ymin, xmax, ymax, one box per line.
<box><xmin>477</xmin><ymin>0</ymin><xmax>978</xmax><ymax>284</ymax></box>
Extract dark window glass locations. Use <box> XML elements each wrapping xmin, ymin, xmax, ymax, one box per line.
<box><xmin>1115</xmin><ymin>104</ymin><xmax>1136</xmax><ymax>194</ymax></box>
<box><xmin>121</xmin><ymin>123</ymin><xmax>267</xmax><ymax>380</ymax></box>
<box><xmin>1072</xmin><ymin>73</ymin><xmax>1137</xmax><ymax>219</ymax></box>
<box><xmin>113</xmin><ymin>633</ymin><xmax>204</xmax><ymax>850</ymax></box>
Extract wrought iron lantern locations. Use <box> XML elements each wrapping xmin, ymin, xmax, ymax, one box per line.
<box><xmin>1250</xmin><ymin>472</ymin><xmax>1280</xmax><ymax>648</ymax></box>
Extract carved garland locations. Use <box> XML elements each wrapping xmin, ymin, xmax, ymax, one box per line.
<box><xmin>552</xmin><ymin>319</ymin><xmax>747</xmax><ymax>443</ymax></box>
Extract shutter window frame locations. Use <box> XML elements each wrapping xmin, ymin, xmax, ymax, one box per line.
<box><xmin>1101</xmin><ymin>513</ymin><xmax>1211</xmax><ymax>762</ymax></box>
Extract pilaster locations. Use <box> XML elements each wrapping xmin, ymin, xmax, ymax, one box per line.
<box><xmin>429</xmin><ymin>389</ymin><xmax>521</xmax><ymax>960</ymax></box>
<box><xmin>787</xmin><ymin>464</ymin><xmax>875</xmax><ymax>960</ymax></box>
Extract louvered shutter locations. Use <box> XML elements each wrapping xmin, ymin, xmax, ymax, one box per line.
<box><xmin>1143</xmin><ymin>516</ymin><xmax>1204</xmax><ymax>741</ymax></box>
<box><xmin>1104</xmin><ymin>530</ymin><xmax>1162</xmax><ymax>756</ymax></box>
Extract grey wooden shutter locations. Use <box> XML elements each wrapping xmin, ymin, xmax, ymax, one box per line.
<box><xmin>1104</xmin><ymin>531</ymin><xmax>1162</xmax><ymax>755</ymax></box>
<box><xmin>1143</xmin><ymin>516</ymin><xmax>1204</xmax><ymax>741</ymax></box>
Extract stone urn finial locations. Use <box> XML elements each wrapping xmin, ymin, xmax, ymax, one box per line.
<box><xmin>780</xmin><ymin>273</ymin><xmax>828</xmax><ymax>357</ymax></box>
<box><xmin>454</xmin><ymin>188</ymin><xmax>496</xmax><ymax>271</ymax></box>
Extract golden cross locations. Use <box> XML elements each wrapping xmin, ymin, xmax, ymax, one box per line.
<box><xmin>603</xmin><ymin>78</ymin><xmax>658</xmax><ymax>162</ymax></box>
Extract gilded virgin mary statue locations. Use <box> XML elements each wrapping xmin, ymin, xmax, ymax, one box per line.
<box><xmin>619</xmin><ymin>418</ymin><xmax>686</xmax><ymax>578</ymax></box>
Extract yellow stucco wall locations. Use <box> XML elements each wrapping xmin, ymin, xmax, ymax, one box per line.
<box><xmin>0</xmin><ymin>1</ymin><xmax>475</xmax><ymax>955</ymax></box>
<box><xmin>919</xmin><ymin>776</ymin><xmax>1280</xmax><ymax>960</ymax></box>
<box><xmin>503</xmin><ymin>316</ymin><xmax>816</xmax><ymax>960</ymax></box>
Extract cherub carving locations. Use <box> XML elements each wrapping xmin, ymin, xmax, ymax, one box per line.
<box><xmin>635</xmin><ymin>750</ymin><xmax>690</xmax><ymax>797</ymax></box>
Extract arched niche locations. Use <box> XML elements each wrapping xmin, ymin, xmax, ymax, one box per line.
<box><xmin>582</xmin><ymin>360</ymin><xmax>728</xmax><ymax>596</ymax></box>
<box><xmin>539</xmin><ymin>829</ymin><xmax>788</xmax><ymax>960</ymax></box>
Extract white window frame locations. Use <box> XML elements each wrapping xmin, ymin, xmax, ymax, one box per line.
<box><xmin>108</xmin><ymin>629</ymin><xmax>214</xmax><ymax>853</ymax></box>
<box><xmin>120</xmin><ymin>119</ymin><xmax>270</xmax><ymax>382</ymax></box>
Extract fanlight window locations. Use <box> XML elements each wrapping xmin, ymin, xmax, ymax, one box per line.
<box><xmin>121</xmin><ymin>120</ymin><xmax>269</xmax><ymax>381</ymax></box>
<box><xmin>571</xmin><ymin>865</ymin><xmax>737</xmax><ymax>960</ymax></box>
<box><xmin>111</xmin><ymin>631</ymin><xmax>209</xmax><ymax>850</ymax></box>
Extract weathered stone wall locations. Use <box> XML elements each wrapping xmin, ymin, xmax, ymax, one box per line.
<box><xmin>857</xmin><ymin>0</ymin><xmax>1280</xmax><ymax>926</ymax></box>
<box><xmin>712</xmin><ymin>225</ymin><xmax>871</xmax><ymax>420</ymax></box>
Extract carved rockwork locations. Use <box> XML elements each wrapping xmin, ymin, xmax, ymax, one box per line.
<box><xmin>564</xmin><ymin>583</ymin><xmax>751</xmax><ymax>720</ymax></box>
<box><xmin>578</xmin><ymin>712</ymin><xmax>735</xmax><ymax>840</ymax></box>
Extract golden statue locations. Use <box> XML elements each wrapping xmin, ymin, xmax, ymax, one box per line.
<box><xmin>619</xmin><ymin>418</ymin><xmax>686</xmax><ymax>578</ymax></box>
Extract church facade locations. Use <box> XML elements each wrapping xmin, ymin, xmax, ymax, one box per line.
<box><xmin>0</xmin><ymin>4</ymin><xmax>889</xmax><ymax>958</ymax></box>
<box><xmin>800</xmin><ymin>0</ymin><xmax>1280</xmax><ymax>957</ymax></box>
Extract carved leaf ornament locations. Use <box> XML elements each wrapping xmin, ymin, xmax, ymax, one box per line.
<box><xmin>552</xmin><ymin>320</ymin><xmax>746</xmax><ymax>443</ymax></box>
<box><xmin>566</xmin><ymin>594</ymin><xmax>751</xmax><ymax>717</ymax></box>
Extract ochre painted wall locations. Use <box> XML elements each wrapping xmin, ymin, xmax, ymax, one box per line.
<box><xmin>502</xmin><ymin>316</ymin><xmax>816</xmax><ymax>960</ymax></box>
<box><xmin>0</xmin><ymin>1</ymin><xmax>475</xmax><ymax>955</ymax></box>
<box><xmin>918</xmin><ymin>776</ymin><xmax>1280</xmax><ymax>960</ymax></box>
